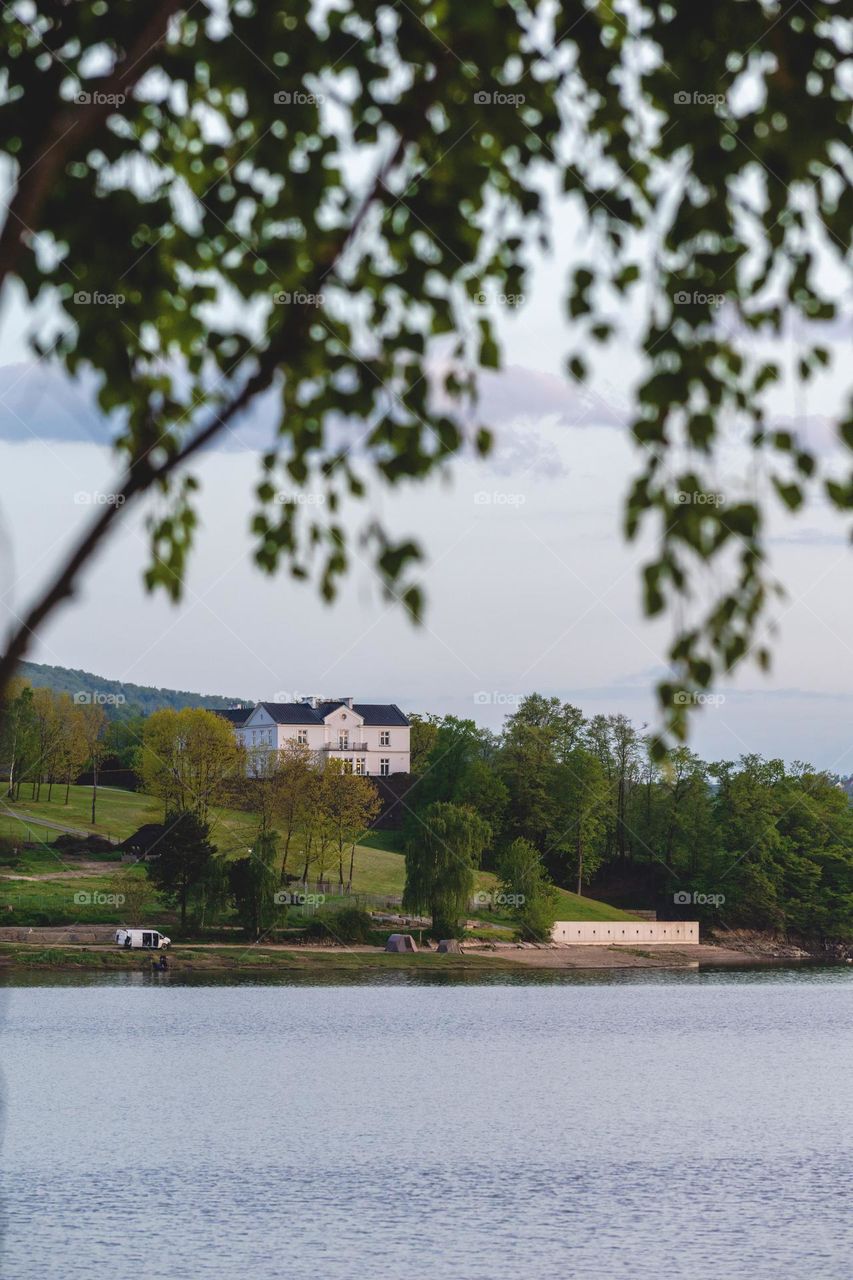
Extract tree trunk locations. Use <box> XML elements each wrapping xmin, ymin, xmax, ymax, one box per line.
<box><xmin>7</xmin><ymin>727</ymin><xmax>16</xmax><ymax>797</ymax></box>
<box><xmin>576</xmin><ymin>831</ymin><xmax>584</xmax><ymax>897</ymax></box>
<box><xmin>91</xmin><ymin>762</ymin><xmax>98</xmax><ymax>825</ymax></box>
<box><xmin>282</xmin><ymin>825</ymin><xmax>293</xmax><ymax>880</ymax></box>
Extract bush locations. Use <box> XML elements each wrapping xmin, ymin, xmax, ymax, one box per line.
<box><xmin>0</xmin><ymin>837</ymin><xmax>21</xmax><ymax>869</ymax></box>
<box><xmin>304</xmin><ymin>906</ymin><xmax>376</xmax><ymax>945</ymax></box>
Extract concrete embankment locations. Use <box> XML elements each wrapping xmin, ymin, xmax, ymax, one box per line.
<box><xmin>0</xmin><ymin>925</ymin><xmax>117</xmax><ymax>945</ymax></box>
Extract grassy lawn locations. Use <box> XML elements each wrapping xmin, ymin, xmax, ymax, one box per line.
<box><xmin>1</xmin><ymin>786</ymin><xmax>160</xmax><ymax>841</ymax></box>
<box><xmin>0</xmin><ymin>786</ymin><xmax>258</xmax><ymax>847</ymax></box>
<box><xmin>0</xmin><ymin>862</ymin><xmax>161</xmax><ymax>925</ymax></box>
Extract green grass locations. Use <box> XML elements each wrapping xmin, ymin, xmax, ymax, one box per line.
<box><xmin>1</xmin><ymin>786</ymin><xmax>159</xmax><ymax>841</ymax></box>
<box><xmin>0</xmin><ymin>860</ymin><xmax>161</xmax><ymax>925</ymax></box>
<box><xmin>355</xmin><ymin>829</ymin><xmax>405</xmax><ymax>853</ymax></box>
<box><xmin>1</xmin><ymin>786</ymin><xmax>258</xmax><ymax>847</ymax></box>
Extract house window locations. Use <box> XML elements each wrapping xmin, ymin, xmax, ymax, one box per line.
<box><xmin>379</xmin><ymin>731</ymin><xmax>390</xmax><ymax>746</ymax></box>
<box><xmin>342</xmin><ymin>758</ymin><xmax>353</xmax><ymax>774</ymax></box>
<box><xmin>355</xmin><ymin>758</ymin><xmax>365</xmax><ymax>775</ymax></box>
<box><xmin>297</xmin><ymin>729</ymin><xmax>308</xmax><ymax>745</ymax></box>
<box><xmin>339</xmin><ymin>731</ymin><xmax>349</xmax><ymax>748</ymax></box>
<box><xmin>380</xmin><ymin>758</ymin><xmax>390</xmax><ymax>777</ymax></box>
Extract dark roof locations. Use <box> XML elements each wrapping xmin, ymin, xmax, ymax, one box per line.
<box><xmin>255</xmin><ymin>701</ymin><xmax>409</xmax><ymax>727</ymax></box>
<box><xmin>212</xmin><ymin>707</ymin><xmax>251</xmax><ymax>726</ymax></box>
<box><xmin>315</xmin><ymin>701</ymin><xmax>408</xmax><ymax>725</ymax></box>
<box><xmin>353</xmin><ymin>703</ymin><xmax>409</xmax><ymax>726</ymax></box>
<box><xmin>259</xmin><ymin>702</ymin><xmax>323</xmax><ymax>724</ymax></box>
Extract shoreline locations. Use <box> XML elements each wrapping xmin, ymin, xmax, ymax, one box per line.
<box><xmin>0</xmin><ymin>937</ymin><xmax>836</xmax><ymax>976</ymax></box>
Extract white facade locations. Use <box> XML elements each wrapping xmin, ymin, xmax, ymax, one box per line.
<box><xmin>551</xmin><ymin>921</ymin><xmax>699</xmax><ymax>945</ymax></box>
<box><xmin>231</xmin><ymin>698</ymin><xmax>410</xmax><ymax>777</ymax></box>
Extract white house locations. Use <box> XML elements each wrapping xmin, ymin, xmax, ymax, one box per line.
<box><xmin>216</xmin><ymin>697</ymin><xmax>410</xmax><ymax>777</ymax></box>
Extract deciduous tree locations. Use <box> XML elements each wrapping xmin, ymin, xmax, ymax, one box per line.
<box><xmin>403</xmin><ymin>802</ymin><xmax>491</xmax><ymax>939</ymax></box>
<box><xmin>139</xmin><ymin>708</ymin><xmax>243</xmax><ymax>824</ymax></box>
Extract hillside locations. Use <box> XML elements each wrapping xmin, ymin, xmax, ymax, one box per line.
<box><xmin>0</xmin><ymin>786</ymin><xmax>635</xmax><ymax>926</ymax></box>
<box><xmin>17</xmin><ymin>660</ymin><xmax>248</xmax><ymax>720</ymax></box>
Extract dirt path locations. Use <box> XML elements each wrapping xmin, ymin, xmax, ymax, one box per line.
<box><xmin>1</xmin><ymin>862</ymin><xmax>115</xmax><ymax>881</ymax></box>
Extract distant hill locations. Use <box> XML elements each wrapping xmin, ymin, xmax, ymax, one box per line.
<box><xmin>18</xmin><ymin>661</ymin><xmax>249</xmax><ymax>720</ymax></box>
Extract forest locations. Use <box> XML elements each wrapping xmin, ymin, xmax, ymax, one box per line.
<box><xmin>405</xmin><ymin>696</ymin><xmax>853</xmax><ymax>939</ymax></box>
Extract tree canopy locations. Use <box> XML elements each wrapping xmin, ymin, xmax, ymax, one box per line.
<box><xmin>407</xmin><ymin>696</ymin><xmax>853</xmax><ymax>938</ymax></box>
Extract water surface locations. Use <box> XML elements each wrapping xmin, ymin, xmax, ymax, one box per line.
<box><xmin>2</xmin><ymin>967</ymin><xmax>851</xmax><ymax>1278</ymax></box>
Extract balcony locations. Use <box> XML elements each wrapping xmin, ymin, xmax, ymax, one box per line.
<box><xmin>324</xmin><ymin>741</ymin><xmax>368</xmax><ymax>752</ymax></box>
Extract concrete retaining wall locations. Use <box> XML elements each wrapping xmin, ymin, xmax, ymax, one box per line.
<box><xmin>552</xmin><ymin>920</ymin><xmax>699</xmax><ymax>946</ymax></box>
<box><xmin>0</xmin><ymin>926</ymin><xmax>116</xmax><ymax>945</ymax></box>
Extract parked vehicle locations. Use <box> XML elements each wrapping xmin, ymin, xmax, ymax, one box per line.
<box><xmin>115</xmin><ymin>928</ymin><xmax>171</xmax><ymax>950</ymax></box>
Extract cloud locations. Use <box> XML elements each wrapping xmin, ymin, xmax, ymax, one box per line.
<box><xmin>0</xmin><ymin>360</ymin><xmax>627</xmax><ymax>461</ymax></box>
<box><xmin>475</xmin><ymin>364</ymin><xmax>626</xmax><ymax>430</ymax></box>
<box><xmin>768</xmin><ymin>527</ymin><xmax>851</xmax><ymax>548</ymax></box>
<box><xmin>0</xmin><ymin>363</ymin><xmax>115</xmax><ymax>446</ymax></box>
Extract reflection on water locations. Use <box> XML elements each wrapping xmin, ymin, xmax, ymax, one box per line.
<box><xmin>1</xmin><ymin>968</ymin><xmax>852</xmax><ymax>1279</ymax></box>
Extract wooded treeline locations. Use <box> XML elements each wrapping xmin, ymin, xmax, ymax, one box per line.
<box><xmin>406</xmin><ymin>697</ymin><xmax>853</xmax><ymax>938</ymax></box>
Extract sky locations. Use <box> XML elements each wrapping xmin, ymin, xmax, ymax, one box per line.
<box><xmin>0</xmin><ymin>200</ymin><xmax>852</xmax><ymax>772</ymax></box>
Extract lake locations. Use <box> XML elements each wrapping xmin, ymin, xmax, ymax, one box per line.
<box><xmin>1</xmin><ymin>967</ymin><xmax>852</xmax><ymax>1278</ymax></box>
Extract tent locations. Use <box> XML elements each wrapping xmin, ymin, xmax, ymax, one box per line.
<box><xmin>385</xmin><ymin>933</ymin><xmax>418</xmax><ymax>953</ymax></box>
<box><xmin>437</xmin><ymin>939</ymin><xmax>462</xmax><ymax>954</ymax></box>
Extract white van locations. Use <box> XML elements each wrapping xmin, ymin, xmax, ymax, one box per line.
<box><xmin>115</xmin><ymin>928</ymin><xmax>171</xmax><ymax>950</ymax></box>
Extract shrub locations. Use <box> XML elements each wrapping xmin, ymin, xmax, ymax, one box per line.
<box><xmin>304</xmin><ymin>906</ymin><xmax>376</xmax><ymax>945</ymax></box>
<box><xmin>0</xmin><ymin>837</ymin><xmax>21</xmax><ymax>869</ymax></box>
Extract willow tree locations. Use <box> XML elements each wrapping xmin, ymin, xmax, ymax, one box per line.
<box><xmin>403</xmin><ymin>801</ymin><xmax>491</xmax><ymax>938</ymax></box>
<box><xmin>0</xmin><ymin>3</ymin><xmax>850</xmax><ymax>751</ymax></box>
